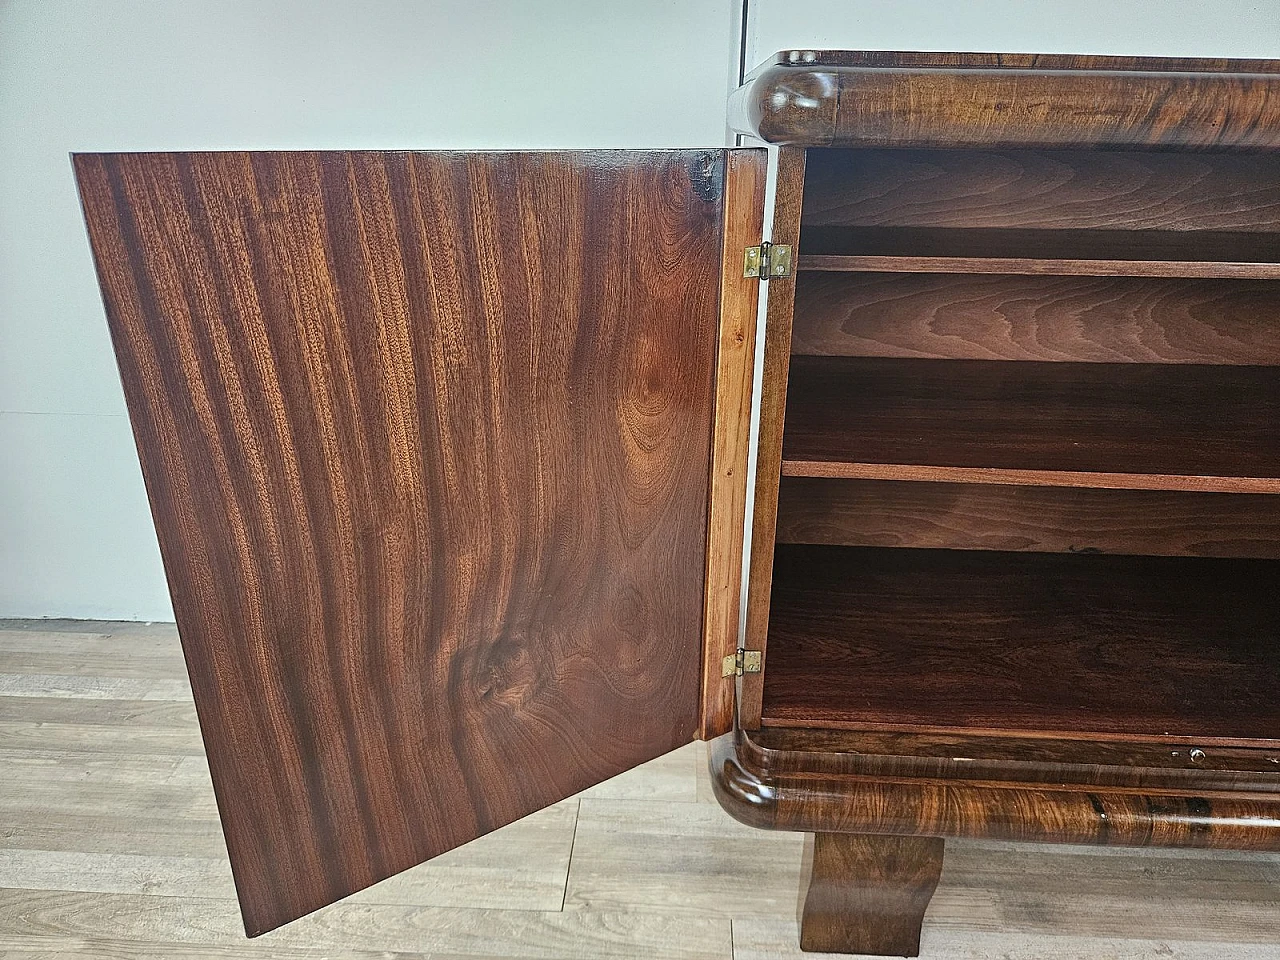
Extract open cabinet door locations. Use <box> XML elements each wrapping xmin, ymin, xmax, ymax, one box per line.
<box><xmin>73</xmin><ymin>148</ymin><xmax>765</xmax><ymax>935</ymax></box>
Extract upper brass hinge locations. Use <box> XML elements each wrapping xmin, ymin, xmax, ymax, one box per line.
<box><xmin>743</xmin><ymin>242</ymin><xmax>792</xmax><ymax>280</ymax></box>
<box><xmin>721</xmin><ymin>649</ymin><xmax>762</xmax><ymax>678</ymax></box>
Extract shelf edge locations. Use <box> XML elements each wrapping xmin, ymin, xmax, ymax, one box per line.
<box><xmin>780</xmin><ymin>460</ymin><xmax>1280</xmax><ymax>495</ymax></box>
<box><xmin>798</xmin><ymin>255</ymin><xmax>1280</xmax><ymax>280</ymax></box>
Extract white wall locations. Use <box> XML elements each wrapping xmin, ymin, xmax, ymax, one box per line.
<box><xmin>0</xmin><ymin>0</ymin><xmax>741</xmax><ymax>621</ymax></box>
<box><xmin>4</xmin><ymin>0</ymin><xmax>1280</xmax><ymax>621</ymax></box>
<box><xmin>747</xmin><ymin>0</ymin><xmax>1280</xmax><ymax>65</ymax></box>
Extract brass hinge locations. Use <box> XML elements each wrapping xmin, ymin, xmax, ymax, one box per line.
<box><xmin>721</xmin><ymin>649</ymin><xmax>762</xmax><ymax>678</ymax></box>
<box><xmin>743</xmin><ymin>242</ymin><xmax>792</xmax><ymax>280</ymax></box>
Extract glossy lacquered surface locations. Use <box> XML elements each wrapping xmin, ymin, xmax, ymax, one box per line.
<box><xmin>732</xmin><ymin>49</ymin><xmax>1280</xmax><ymax>957</ymax></box>
<box><xmin>75</xmin><ymin>149</ymin><xmax>727</xmax><ymax>936</ymax></box>
<box><xmin>711</xmin><ymin>729</ymin><xmax>1280</xmax><ymax>850</ymax></box>
<box><xmin>735</xmin><ymin>51</ymin><xmax>1280</xmax><ymax>150</ymax></box>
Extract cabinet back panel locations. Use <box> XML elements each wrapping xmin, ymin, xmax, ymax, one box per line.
<box><xmin>74</xmin><ymin>150</ymin><xmax>723</xmax><ymax>936</ymax></box>
<box><xmin>802</xmin><ymin>148</ymin><xmax>1280</xmax><ymax>233</ymax></box>
<box><xmin>776</xmin><ymin>477</ymin><xmax>1280</xmax><ymax>559</ymax></box>
<box><xmin>792</xmin><ymin>272</ymin><xmax>1280</xmax><ymax>364</ymax></box>
<box><xmin>800</xmin><ymin>148</ymin><xmax>1280</xmax><ymax>264</ymax></box>
<box><xmin>782</xmin><ymin>357</ymin><xmax>1280</xmax><ymax>489</ymax></box>
<box><xmin>762</xmin><ymin>545</ymin><xmax>1280</xmax><ymax>744</ymax></box>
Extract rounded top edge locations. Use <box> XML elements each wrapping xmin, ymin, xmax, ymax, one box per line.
<box><xmin>734</xmin><ymin>63</ymin><xmax>839</xmax><ymax>146</ymax></box>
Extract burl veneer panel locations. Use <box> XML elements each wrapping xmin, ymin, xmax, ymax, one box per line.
<box><xmin>75</xmin><ymin>150</ymin><xmax>724</xmax><ymax>934</ymax></box>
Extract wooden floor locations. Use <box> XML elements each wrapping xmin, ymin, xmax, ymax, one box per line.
<box><xmin>0</xmin><ymin>620</ymin><xmax>1277</xmax><ymax>959</ymax></box>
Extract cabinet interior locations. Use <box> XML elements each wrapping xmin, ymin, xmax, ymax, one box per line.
<box><xmin>759</xmin><ymin>145</ymin><xmax>1280</xmax><ymax>746</ymax></box>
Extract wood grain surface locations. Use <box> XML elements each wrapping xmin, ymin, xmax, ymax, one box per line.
<box><xmin>746</xmin><ymin>726</ymin><xmax>1280</xmax><ymax>796</ymax></box>
<box><xmin>798</xmin><ymin>832</ymin><xmax>944</xmax><ymax>956</ymax></box>
<box><xmin>740</xmin><ymin>147</ymin><xmax>806</xmax><ymax>731</ymax></box>
<box><xmin>792</xmin><ymin>272</ymin><xmax>1280</xmax><ymax>364</ymax></box>
<box><xmin>74</xmin><ymin>150</ymin><xmax>726</xmax><ymax>935</ymax></box>
<box><xmin>781</xmin><ymin>357</ymin><xmax>1280</xmax><ymax>493</ymax></box>
<box><xmin>774</xmin><ymin>477</ymin><xmax>1280</xmax><ymax>559</ymax></box>
<box><xmin>700</xmin><ymin>149</ymin><xmax>766</xmax><ymax>739</ymax></box>
<box><xmin>760</xmin><ymin>545</ymin><xmax>1280</xmax><ymax>744</ymax></box>
<box><xmin>736</xmin><ymin>53</ymin><xmax>1280</xmax><ymax>149</ymax></box>
<box><xmin>801</xmin><ymin>148</ymin><xmax>1280</xmax><ymax>234</ymax></box>
<box><xmin>712</xmin><ymin>728</ymin><xmax>1280</xmax><ymax>851</ymax></box>
<box><xmin>797</xmin><ymin>252</ymin><xmax>1280</xmax><ymax>280</ymax></box>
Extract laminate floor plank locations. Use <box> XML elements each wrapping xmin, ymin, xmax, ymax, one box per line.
<box><xmin>0</xmin><ymin>889</ymin><xmax>732</xmax><ymax>959</ymax></box>
<box><xmin>0</xmin><ymin>813</ymin><xmax>230</xmax><ymax>859</ymax></box>
<box><xmin>0</xmin><ymin>803</ymin><xmax>577</xmax><ymax>912</ymax></box>
<box><xmin>578</xmin><ymin>745</ymin><xmax>700</xmax><ymax>802</ymax></box>
<box><xmin>0</xmin><ymin>652</ymin><xmax>189</xmax><ymax>680</ymax></box>
<box><xmin>0</xmin><ymin>720</ymin><xmax>204</xmax><ymax>755</ymax></box>
<box><xmin>0</xmin><ymin>750</ymin><xmax>209</xmax><ymax>788</ymax></box>
<box><xmin>0</xmin><ymin>630</ymin><xmax>108</xmax><ymax>649</ymax></box>
<box><xmin>0</xmin><ymin>938</ymin><xmax>433</xmax><ymax>960</ymax></box>
<box><xmin>0</xmin><ymin>696</ymin><xmax>199</xmax><ymax>726</ymax></box>
<box><xmin>0</xmin><ymin>674</ymin><xmax>190</xmax><ymax>701</ymax></box>
<box><xmin>733</xmin><ymin>921</ymin><xmax>1280</xmax><ymax>960</ymax></box>
<box><xmin>564</xmin><ymin>799</ymin><xmax>805</xmax><ymax>917</ymax></box>
<box><xmin>0</xmin><ymin>627</ymin><xmax>188</xmax><ymax>658</ymax></box>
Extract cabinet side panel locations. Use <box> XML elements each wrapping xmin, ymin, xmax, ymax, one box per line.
<box><xmin>700</xmin><ymin>148</ymin><xmax>768</xmax><ymax>738</ymax></box>
<box><xmin>740</xmin><ymin>146</ymin><xmax>806</xmax><ymax>728</ymax></box>
<box><xmin>73</xmin><ymin>150</ymin><xmax>723</xmax><ymax>935</ymax></box>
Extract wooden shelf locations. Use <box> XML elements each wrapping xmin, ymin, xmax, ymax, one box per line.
<box><xmin>790</xmin><ymin>272</ymin><xmax>1280</xmax><ymax>365</ymax></box>
<box><xmin>797</xmin><ymin>226</ymin><xmax>1280</xmax><ymax>279</ymax></box>
<box><xmin>774</xmin><ymin>477</ymin><xmax>1280</xmax><ymax>559</ymax></box>
<box><xmin>781</xmin><ymin>357</ymin><xmax>1280</xmax><ymax>494</ymax></box>
<box><xmin>798</xmin><ymin>254</ymin><xmax>1280</xmax><ymax>279</ymax></box>
<box><xmin>798</xmin><ymin>226</ymin><xmax>1280</xmax><ymax>280</ymax></box>
<box><xmin>761</xmin><ymin>545</ymin><xmax>1280</xmax><ymax>744</ymax></box>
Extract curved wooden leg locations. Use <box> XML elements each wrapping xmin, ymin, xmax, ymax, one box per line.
<box><xmin>798</xmin><ymin>832</ymin><xmax>944</xmax><ymax>956</ymax></box>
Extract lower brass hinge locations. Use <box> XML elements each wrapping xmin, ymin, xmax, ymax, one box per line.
<box><xmin>722</xmin><ymin>649</ymin><xmax>762</xmax><ymax>678</ymax></box>
<box><xmin>743</xmin><ymin>242</ymin><xmax>792</xmax><ymax>280</ymax></box>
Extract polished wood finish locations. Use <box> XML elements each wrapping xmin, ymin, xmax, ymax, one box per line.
<box><xmin>801</xmin><ymin>147</ymin><xmax>1280</xmax><ymax>235</ymax></box>
<box><xmin>734</xmin><ymin>51</ymin><xmax>1280</xmax><ymax>150</ymax></box>
<box><xmin>775</xmin><ymin>477</ymin><xmax>1280</xmax><ymax>559</ymax></box>
<box><xmin>792</xmin><ymin>272</ymin><xmax>1280</xmax><ymax>364</ymax></box>
<box><xmin>74</xmin><ymin>149</ymin><xmax>727</xmax><ymax>936</ymax></box>
<box><xmin>711</xmin><ymin>729</ymin><xmax>1280</xmax><ymax>849</ymax></box>
<box><xmin>781</xmin><ymin>357</ymin><xmax>1280</xmax><ymax>494</ymax></box>
<box><xmin>700</xmin><ymin>149</ymin><xmax>767</xmax><ymax>739</ymax></box>
<box><xmin>761</xmin><ymin>545</ymin><xmax>1280</xmax><ymax>744</ymax></box>
<box><xmin>782</xmin><ymin>460</ymin><xmax>1280</xmax><ymax>495</ymax></box>
<box><xmin>798</xmin><ymin>833</ymin><xmax>943</xmax><ymax>957</ymax></box>
<box><xmin>740</xmin><ymin>147</ymin><xmax>806</xmax><ymax>730</ymax></box>
<box><xmin>747</xmin><ymin>726</ymin><xmax>1280</xmax><ymax>796</ymax></box>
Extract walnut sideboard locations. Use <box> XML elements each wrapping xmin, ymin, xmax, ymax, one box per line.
<box><xmin>74</xmin><ymin>50</ymin><xmax>1280</xmax><ymax>956</ymax></box>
